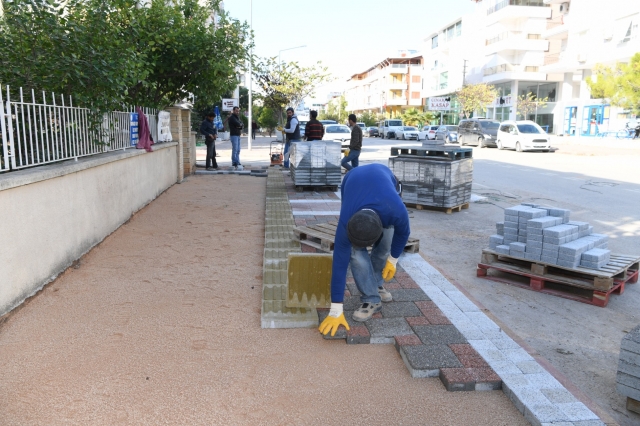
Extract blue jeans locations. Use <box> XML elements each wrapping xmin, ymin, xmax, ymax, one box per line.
<box><xmin>350</xmin><ymin>226</ymin><xmax>394</xmax><ymax>303</ymax></box>
<box><xmin>230</xmin><ymin>135</ymin><xmax>241</xmax><ymax>166</ymax></box>
<box><xmin>341</xmin><ymin>149</ymin><xmax>360</xmax><ymax>170</ymax></box>
<box><xmin>283</xmin><ymin>139</ymin><xmax>301</xmax><ymax>168</ymax></box>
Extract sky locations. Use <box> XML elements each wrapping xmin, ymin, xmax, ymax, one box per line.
<box><xmin>223</xmin><ymin>0</ymin><xmax>478</xmax><ymax>100</ymax></box>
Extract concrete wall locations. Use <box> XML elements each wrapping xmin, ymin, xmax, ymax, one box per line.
<box><xmin>0</xmin><ymin>142</ymin><xmax>179</xmax><ymax>316</ymax></box>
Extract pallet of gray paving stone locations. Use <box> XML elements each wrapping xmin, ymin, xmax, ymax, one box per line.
<box><xmin>617</xmin><ymin>324</ymin><xmax>640</xmax><ymax>414</ymax></box>
<box><xmin>390</xmin><ymin>145</ymin><xmax>473</xmax><ymax>161</ymax></box>
<box><xmin>290</xmin><ymin>141</ymin><xmax>341</xmax><ymax>187</ymax></box>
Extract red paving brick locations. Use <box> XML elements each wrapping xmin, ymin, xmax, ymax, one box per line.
<box><xmin>439</xmin><ymin>368</ymin><xmax>476</xmax><ymax>392</ymax></box>
<box><xmin>473</xmin><ymin>368</ymin><xmax>501</xmax><ymax>384</ymax></box>
<box><xmin>406</xmin><ymin>316</ymin><xmax>430</xmax><ymax>326</ymax></box>
<box><xmin>414</xmin><ymin>301</ymin><xmax>438</xmax><ymax>312</ymax></box>
<box><xmin>422</xmin><ymin>311</ymin><xmax>452</xmax><ymax>325</ymax></box>
<box><xmin>449</xmin><ymin>344</ymin><xmax>477</xmax><ymax>356</ymax></box>
<box><xmin>371</xmin><ymin>312</ymin><xmax>383</xmax><ymax>319</ymax></box>
<box><xmin>394</xmin><ymin>334</ymin><xmax>422</xmax><ymax>346</ymax></box>
<box><xmin>346</xmin><ymin>326</ymin><xmax>370</xmax><ymax>345</ymax></box>
<box><xmin>457</xmin><ymin>354</ymin><xmax>490</xmax><ymax>369</ymax></box>
<box><xmin>384</xmin><ymin>282</ymin><xmax>402</xmax><ymax>290</ymax></box>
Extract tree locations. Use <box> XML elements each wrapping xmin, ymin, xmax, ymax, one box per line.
<box><xmin>258</xmin><ymin>107</ymin><xmax>278</xmax><ymax>137</ymax></box>
<box><xmin>517</xmin><ymin>92</ymin><xmax>548</xmax><ymax>120</ymax></box>
<box><xmin>400</xmin><ymin>108</ymin><xmax>437</xmax><ymax>127</ymax></box>
<box><xmin>320</xmin><ymin>95</ymin><xmax>348</xmax><ymax>123</ymax></box>
<box><xmin>253</xmin><ymin>57</ymin><xmax>333</xmax><ymax>124</ymax></box>
<box><xmin>587</xmin><ymin>53</ymin><xmax>640</xmax><ymax>115</ymax></box>
<box><xmin>0</xmin><ymin>0</ymin><xmax>251</xmax><ymax>112</ymax></box>
<box><xmin>455</xmin><ymin>83</ymin><xmax>497</xmax><ymax>118</ymax></box>
<box><xmin>358</xmin><ymin>111</ymin><xmax>378</xmax><ymax>126</ymax></box>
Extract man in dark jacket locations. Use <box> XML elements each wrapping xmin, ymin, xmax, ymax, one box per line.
<box><xmin>228</xmin><ymin>106</ymin><xmax>243</xmax><ymax>169</ymax></box>
<box><xmin>341</xmin><ymin>113</ymin><xmax>362</xmax><ymax>171</ymax></box>
<box><xmin>304</xmin><ymin>110</ymin><xmax>324</xmax><ymax>141</ymax></box>
<box><xmin>200</xmin><ymin>112</ymin><xmax>218</xmax><ymax>170</ymax></box>
<box><xmin>282</xmin><ymin>107</ymin><xmax>301</xmax><ymax>168</ymax></box>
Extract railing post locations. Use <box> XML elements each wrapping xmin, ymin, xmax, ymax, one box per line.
<box><xmin>166</xmin><ymin>106</ymin><xmax>184</xmax><ymax>183</ymax></box>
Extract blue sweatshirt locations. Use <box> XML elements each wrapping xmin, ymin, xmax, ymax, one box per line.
<box><xmin>331</xmin><ymin>163</ymin><xmax>410</xmax><ymax>303</ymax></box>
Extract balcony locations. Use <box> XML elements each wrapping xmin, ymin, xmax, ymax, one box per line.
<box><xmin>483</xmin><ymin>63</ymin><xmax>546</xmax><ymax>83</ymax></box>
<box><xmin>542</xmin><ymin>14</ymin><xmax>569</xmax><ymax>39</ymax></box>
<box><xmin>386</xmin><ymin>82</ymin><xmax>408</xmax><ymax>91</ymax></box>
<box><xmin>387</xmin><ymin>97</ymin><xmax>407</xmax><ymax>106</ymax></box>
<box><xmin>485</xmin><ymin>32</ymin><xmax>549</xmax><ymax>54</ymax></box>
<box><xmin>486</xmin><ymin>0</ymin><xmax>551</xmax><ymax>24</ymax></box>
<box><xmin>385</xmin><ymin>64</ymin><xmax>408</xmax><ymax>74</ymax></box>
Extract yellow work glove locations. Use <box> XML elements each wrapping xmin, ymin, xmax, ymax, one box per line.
<box><xmin>381</xmin><ymin>256</ymin><xmax>398</xmax><ymax>282</ymax></box>
<box><xmin>344</xmin><ymin>149</ymin><xmax>350</xmax><ymax>157</ymax></box>
<box><xmin>276</xmin><ymin>126</ymin><xmax>283</xmax><ymax>131</ymax></box>
<box><xmin>319</xmin><ymin>303</ymin><xmax>350</xmax><ymax>337</ymax></box>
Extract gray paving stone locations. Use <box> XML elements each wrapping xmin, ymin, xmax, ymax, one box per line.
<box><xmin>525</xmin><ymin>403</ymin><xmax>571</xmax><ymax>424</ymax></box>
<box><xmin>516</xmin><ymin>360</ymin><xmax>546</xmax><ymax>374</ymax></box>
<box><xmin>503</xmin><ymin>347</ymin><xmax>535</xmax><ymax>363</ymax></box>
<box><xmin>388</xmin><ymin>289</ymin><xmax>430</xmax><ymax>302</ymax></box>
<box><xmin>572</xmin><ymin>421</ymin><xmax>606</xmax><ymax>426</ymax></box>
<box><xmin>524</xmin><ymin>373</ymin><xmax>564</xmax><ymax>389</ymax></box>
<box><xmin>400</xmin><ymin>344</ymin><xmax>463</xmax><ymax>374</ymax></box>
<box><xmin>491</xmin><ymin>337</ymin><xmax>522</xmax><ymax>350</ymax></box>
<box><xmin>413</xmin><ymin>325</ymin><xmax>468</xmax><ymax>345</ymax></box>
<box><xmin>539</xmin><ymin>388</ymin><xmax>578</xmax><ymax>405</ymax></box>
<box><xmin>501</xmin><ymin>373</ymin><xmax>533</xmax><ymax>388</ymax></box>
<box><xmin>342</xmin><ymin>295</ymin><xmax>362</xmax><ymax>311</ymax></box>
<box><xmin>366</xmin><ymin>317</ymin><xmax>413</xmax><ymax>344</ymax></box>
<box><xmin>555</xmin><ymin>402</ymin><xmax>599</xmax><ymax>421</ymax></box>
<box><xmin>489</xmin><ymin>360</ymin><xmax>523</xmax><ymax>375</ymax></box>
<box><xmin>381</xmin><ymin>301</ymin><xmax>422</xmax><ymax>318</ymax></box>
<box><xmin>455</xmin><ymin>324</ymin><xmax>486</xmax><ymax>340</ymax></box>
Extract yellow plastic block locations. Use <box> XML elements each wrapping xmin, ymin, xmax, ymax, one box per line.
<box><xmin>286</xmin><ymin>253</ymin><xmax>332</xmax><ymax>308</ymax></box>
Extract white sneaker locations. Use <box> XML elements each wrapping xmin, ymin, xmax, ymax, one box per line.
<box><xmin>378</xmin><ymin>287</ymin><xmax>393</xmax><ymax>303</ymax></box>
<box><xmin>236</xmin><ymin>165</ymin><xmax>244</xmax><ymax>171</ymax></box>
<box><xmin>352</xmin><ymin>302</ymin><xmax>382</xmax><ymax>322</ymax></box>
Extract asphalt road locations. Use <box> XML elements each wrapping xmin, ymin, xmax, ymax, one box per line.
<box><xmin>358</xmin><ymin>135</ymin><xmax>640</xmax><ymax>425</ymax></box>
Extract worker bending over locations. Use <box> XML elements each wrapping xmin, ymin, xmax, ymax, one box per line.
<box><xmin>319</xmin><ymin>163</ymin><xmax>410</xmax><ymax>336</ymax></box>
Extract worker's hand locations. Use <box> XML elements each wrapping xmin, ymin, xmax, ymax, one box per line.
<box><xmin>276</xmin><ymin>126</ymin><xmax>283</xmax><ymax>131</ymax></box>
<box><xmin>318</xmin><ymin>303</ymin><xmax>350</xmax><ymax>337</ymax></box>
<box><xmin>344</xmin><ymin>149</ymin><xmax>350</xmax><ymax>157</ymax></box>
<box><xmin>381</xmin><ymin>256</ymin><xmax>398</xmax><ymax>282</ymax></box>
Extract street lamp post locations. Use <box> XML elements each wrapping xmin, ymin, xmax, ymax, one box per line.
<box><xmin>247</xmin><ymin>0</ymin><xmax>253</xmax><ymax>150</ymax></box>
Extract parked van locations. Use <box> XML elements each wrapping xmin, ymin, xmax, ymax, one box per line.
<box><xmin>378</xmin><ymin>119</ymin><xmax>404</xmax><ymax>139</ymax></box>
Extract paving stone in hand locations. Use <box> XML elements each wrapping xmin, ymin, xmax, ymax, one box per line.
<box><xmin>389</xmin><ymin>289</ymin><xmax>431</xmax><ymax>302</ymax></box>
<box><xmin>413</xmin><ymin>325</ymin><xmax>468</xmax><ymax>345</ymax></box>
<box><xmin>381</xmin><ymin>301</ymin><xmax>422</xmax><ymax>318</ymax></box>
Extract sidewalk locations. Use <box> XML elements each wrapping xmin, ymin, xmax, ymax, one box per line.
<box><xmin>0</xmin><ymin>172</ymin><xmax>526</xmax><ymax>425</ymax></box>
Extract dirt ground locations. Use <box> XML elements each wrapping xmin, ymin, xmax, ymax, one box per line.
<box><xmin>0</xmin><ymin>173</ymin><xmax>527</xmax><ymax>426</ymax></box>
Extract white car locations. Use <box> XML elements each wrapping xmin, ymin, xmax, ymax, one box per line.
<box><xmin>395</xmin><ymin>126</ymin><xmax>420</xmax><ymax>140</ymax></box>
<box><xmin>322</xmin><ymin>124</ymin><xmax>352</xmax><ymax>143</ymax></box>
<box><xmin>418</xmin><ymin>125</ymin><xmax>439</xmax><ymax>141</ymax></box>
<box><xmin>496</xmin><ymin>120</ymin><xmax>551</xmax><ymax>152</ymax></box>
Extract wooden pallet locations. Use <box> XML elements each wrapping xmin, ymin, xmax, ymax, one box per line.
<box><xmin>390</xmin><ymin>146</ymin><xmax>473</xmax><ymax>160</ymax></box>
<box><xmin>294</xmin><ymin>185</ymin><xmax>339</xmax><ymax>192</ymax></box>
<box><xmin>477</xmin><ymin>249</ymin><xmax>639</xmax><ymax>307</ymax></box>
<box><xmin>293</xmin><ymin>221</ymin><xmax>420</xmax><ymax>254</ymax></box>
<box><xmin>405</xmin><ymin>202</ymin><xmax>470</xmax><ymax>214</ymax></box>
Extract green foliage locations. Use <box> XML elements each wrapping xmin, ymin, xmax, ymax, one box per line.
<box><xmin>253</xmin><ymin>58</ymin><xmax>333</xmax><ymax>123</ymax></box>
<box><xmin>517</xmin><ymin>93</ymin><xmax>548</xmax><ymax>119</ymax></box>
<box><xmin>0</xmin><ymin>0</ymin><xmax>251</xmax><ymax>113</ymax></box>
<box><xmin>587</xmin><ymin>53</ymin><xmax>640</xmax><ymax>114</ymax></box>
<box><xmin>319</xmin><ymin>95</ymin><xmax>348</xmax><ymax>123</ymax></box>
<box><xmin>358</xmin><ymin>111</ymin><xmax>378</xmax><ymax>126</ymax></box>
<box><xmin>400</xmin><ymin>108</ymin><xmax>436</xmax><ymax>127</ymax></box>
<box><xmin>455</xmin><ymin>83</ymin><xmax>497</xmax><ymax>118</ymax></box>
<box><xmin>258</xmin><ymin>106</ymin><xmax>278</xmax><ymax>136</ymax></box>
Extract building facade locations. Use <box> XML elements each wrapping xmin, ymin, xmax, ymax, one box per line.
<box><xmin>345</xmin><ymin>52</ymin><xmax>423</xmax><ymax>118</ymax></box>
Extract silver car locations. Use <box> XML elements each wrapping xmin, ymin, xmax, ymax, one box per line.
<box><xmin>435</xmin><ymin>125</ymin><xmax>459</xmax><ymax>143</ymax></box>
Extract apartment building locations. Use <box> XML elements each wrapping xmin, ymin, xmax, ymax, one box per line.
<box><xmin>540</xmin><ymin>0</ymin><xmax>640</xmax><ymax>136</ymax></box>
<box><xmin>422</xmin><ymin>16</ymin><xmax>485</xmax><ymax>124</ymax></box>
<box><xmin>345</xmin><ymin>52</ymin><xmax>423</xmax><ymax>118</ymax></box>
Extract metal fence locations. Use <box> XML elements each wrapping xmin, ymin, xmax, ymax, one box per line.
<box><xmin>1</xmin><ymin>86</ymin><xmax>160</xmax><ymax>173</ymax></box>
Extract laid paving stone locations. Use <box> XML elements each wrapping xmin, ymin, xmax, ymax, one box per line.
<box><xmin>540</xmin><ymin>388</ymin><xmax>578</xmax><ymax>405</ymax></box>
<box><xmin>346</xmin><ymin>326</ymin><xmax>370</xmax><ymax>345</ymax></box>
<box><xmin>422</xmin><ymin>310</ymin><xmax>452</xmax><ymax>325</ymax></box>
<box><xmin>394</xmin><ymin>333</ymin><xmax>422</xmax><ymax>349</ymax></box>
<box><xmin>396</xmin><ymin>275</ymin><xmax>421</xmax><ymax>289</ymax></box>
<box><xmin>414</xmin><ymin>300</ymin><xmax>438</xmax><ymax>312</ymax></box>
<box><xmin>439</xmin><ymin>368</ymin><xmax>476</xmax><ymax>391</ymax></box>
<box><xmin>457</xmin><ymin>353</ymin><xmax>490</xmax><ymax>369</ymax></box>
<box><xmin>342</xmin><ymin>295</ymin><xmax>362</xmax><ymax>311</ymax></box>
<box><xmin>473</xmin><ymin>368</ymin><xmax>502</xmax><ymax>391</ymax></box>
<box><xmin>366</xmin><ymin>317</ymin><xmax>413</xmax><ymax>344</ymax></box>
<box><xmin>524</xmin><ymin>403</ymin><xmax>571</xmax><ymax>424</ymax></box>
<box><xmin>381</xmin><ymin>301</ymin><xmax>422</xmax><ymax>318</ymax></box>
<box><xmin>384</xmin><ymin>282</ymin><xmax>402</xmax><ymax>290</ymax></box>
<box><xmin>413</xmin><ymin>325</ymin><xmax>468</xmax><ymax>345</ymax></box>
<box><xmin>346</xmin><ymin>283</ymin><xmax>361</xmax><ymax>296</ymax></box>
<box><xmin>389</xmin><ymin>289</ymin><xmax>431</xmax><ymax>302</ymax></box>
<box><xmin>406</xmin><ymin>316</ymin><xmax>430</xmax><ymax>326</ymax></box>
<box><xmin>449</xmin><ymin>343</ymin><xmax>477</xmax><ymax>356</ymax></box>
<box><xmin>399</xmin><ymin>344</ymin><xmax>463</xmax><ymax>378</ymax></box>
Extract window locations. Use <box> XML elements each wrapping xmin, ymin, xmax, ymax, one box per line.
<box><xmin>517</xmin><ymin>124</ymin><xmax>542</xmax><ymax>134</ymax></box>
<box><xmin>433</xmin><ymin>60</ymin><xmax>438</xmax><ymax>70</ymax></box>
<box><xmin>439</xmin><ymin>71</ymin><xmax>448</xmax><ymax>90</ymax></box>
<box><xmin>500</xmin><ymin>124</ymin><xmax>510</xmax><ymax>132</ymax></box>
<box><xmin>446</xmin><ymin>25</ymin><xmax>454</xmax><ymax>41</ymax></box>
<box><xmin>432</xmin><ymin>35</ymin><xmax>438</xmax><ymax>49</ymax></box>
<box><xmin>412</xmin><ymin>75</ymin><xmax>421</xmax><ymax>83</ymax></box>
<box><xmin>527</xmin><ymin>34</ymin><xmax>541</xmax><ymax>39</ymax></box>
<box><xmin>456</xmin><ymin>21</ymin><xmax>462</xmax><ymax>37</ymax></box>
<box><xmin>411</xmin><ymin>92</ymin><xmax>420</xmax><ymax>99</ymax></box>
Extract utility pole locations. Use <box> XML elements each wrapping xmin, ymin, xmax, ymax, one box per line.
<box><xmin>462</xmin><ymin>59</ymin><xmax>468</xmax><ymax>86</ymax></box>
<box><xmin>247</xmin><ymin>0</ymin><xmax>253</xmax><ymax>150</ymax></box>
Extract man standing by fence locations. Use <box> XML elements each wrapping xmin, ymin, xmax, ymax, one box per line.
<box><xmin>304</xmin><ymin>110</ymin><xmax>324</xmax><ymax>141</ymax></box>
<box><xmin>200</xmin><ymin>112</ymin><xmax>218</xmax><ymax>170</ymax></box>
<box><xmin>228</xmin><ymin>106</ymin><xmax>244</xmax><ymax>170</ymax></box>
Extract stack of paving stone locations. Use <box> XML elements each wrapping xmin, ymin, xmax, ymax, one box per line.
<box><xmin>617</xmin><ymin>324</ymin><xmax>640</xmax><ymax>414</ymax></box>
<box><xmin>488</xmin><ymin>203</ymin><xmax>611</xmax><ymax>270</ymax></box>
<box><xmin>289</xmin><ymin>141</ymin><xmax>341</xmax><ymax>187</ymax></box>
<box><xmin>387</xmin><ymin>156</ymin><xmax>473</xmax><ymax>208</ymax></box>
